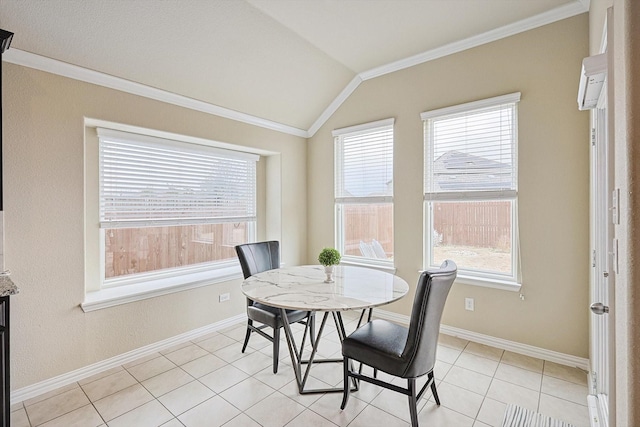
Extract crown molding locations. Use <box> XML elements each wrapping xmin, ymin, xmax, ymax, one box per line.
<box><xmin>2</xmin><ymin>0</ymin><xmax>589</xmax><ymax>140</ymax></box>
<box><xmin>2</xmin><ymin>48</ymin><xmax>309</xmax><ymax>139</ymax></box>
<box><xmin>307</xmin><ymin>0</ymin><xmax>590</xmax><ymax>137</ymax></box>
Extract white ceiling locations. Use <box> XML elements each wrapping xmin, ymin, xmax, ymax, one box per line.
<box><xmin>1</xmin><ymin>0</ymin><xmax>588</xmax><ymax>134</ymax></box>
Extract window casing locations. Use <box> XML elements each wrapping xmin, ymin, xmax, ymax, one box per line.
<box><xmin>333</xmin><ymin>119</ymin><xmax>394</xmax><ymax>269</ymax></box>
<box><xmin>84</xmin><ymin>127</ymin><xmax>258</xmax><ymax>310</ymax></box>
<box><xmin>422</xmin><ymin>93</ymin><xmax>521</xmax><ymax>289</ymax></box>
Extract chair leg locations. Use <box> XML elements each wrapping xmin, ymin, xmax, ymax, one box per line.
<box><xmin>308</xmin><ymin>313</ymin><xmax>316</xmax><ymax>347</ymax></box>
<box><xmin>408</xmin><ymin>378</ymin><xmax>419</xmax><ymax>427</ymax></box>
<box><xmin>429</xmin><ymin>371</ymin><xmax>440</xmax><ymax>406</ymax></box>
<box><xmin>272</xmin><ymin>327</ymin><xmax>280</xmax><ymax>374</ymax></box>
<box><xmin>242</xmin><ymin>320</ymin><xmax>252</xmax><ymax>353</ymax></box>
<box><xmin>340</xmin><ymin>356</ymin><xmax>351</xmax><ymax>410</ymax></box>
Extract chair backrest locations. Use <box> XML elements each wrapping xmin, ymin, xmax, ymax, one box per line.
<box><xmin>400</xmin><ymin>260</ymin><xmax>457</xmax><ymax>378</ymax></box>
<box><xmin>235</xmin><ymin>241</ymin><xmax>280</xmax><ymax>280</ymax></box>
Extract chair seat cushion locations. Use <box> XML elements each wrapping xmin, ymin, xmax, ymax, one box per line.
<box><xmin>248</xmin><ymin>303</ymin><xmax>311</xmax><ymax>328</ymax></box>
<box><xmin>342</xmin><ymin>319</ymin><xmax>410</xmax><ymax>377</ymax></box>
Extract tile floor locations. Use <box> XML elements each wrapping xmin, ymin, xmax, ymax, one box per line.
<box><xmin>10</xmin><ymin>312</ymin><xmax>591</xmax><ymax>427</ymax></box>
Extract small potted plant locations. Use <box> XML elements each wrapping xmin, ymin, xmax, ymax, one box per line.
<box><xmin>318</xmin><ymin>247</ymin><xmax>341</xmax><ymax>283</ymax></box>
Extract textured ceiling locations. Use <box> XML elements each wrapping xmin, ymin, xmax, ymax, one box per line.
<box><xmin>1</xmin><ymin>0</ymin><xmax>586</xmax><ymax>132</ymax></box>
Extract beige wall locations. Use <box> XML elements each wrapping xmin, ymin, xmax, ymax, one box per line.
<box><xmin>3</xmin><ymin>64</ymin><xmax>307</xmax><ymax>389</ymax></box>
<box><xmin>308</xmin><ymin>15</ymin><xmax>590</xmax><ymax>357</ymax></box>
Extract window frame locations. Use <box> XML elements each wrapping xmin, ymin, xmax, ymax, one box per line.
<box><xmin>332</xmin><ymin>118</ymin><xmax>395</xmax><ymax>271</ymax></box>
<box><xmin>421</xmin><ymin>93</ymin><xmax>521</xmax><ymax>291</ymax></box>
<box><xmin>82</xmin><ymin>122</ymin><xmax>259</xmax><ymax>311</ymax></box>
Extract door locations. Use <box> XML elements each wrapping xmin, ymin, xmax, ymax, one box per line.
<box><xmin>587</xmin><ymin>12</ymin><xmax>616</xmax><ymax>420</ymax></box>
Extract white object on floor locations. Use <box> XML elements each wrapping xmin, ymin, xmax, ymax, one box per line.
<box><xmin>502</xmin><ymin>403</ymin><xmax>576</xmax><ymax>427</ymax></box>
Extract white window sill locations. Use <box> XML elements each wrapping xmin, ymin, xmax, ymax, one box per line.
<box><xmin>454</xmin><ymin>274</ymin><xmax>521</xmax><ymax>292</ymax></box>
<box><xmin>340</xmin><ymin>258</ymin><xmax>397</xmax><ymax>274</ymax></box>
<box><xmin>82</xmin><ymin>265</ymin><xmax>243</xmax><ymax>312</ymax></box>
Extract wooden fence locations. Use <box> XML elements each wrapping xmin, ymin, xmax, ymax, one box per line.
<box><xmin>433</xmin><ymin>201</ymin><xmax>511</xmax><ymax>249</ymax></box>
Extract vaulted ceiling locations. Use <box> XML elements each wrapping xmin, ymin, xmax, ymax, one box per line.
<box><xmin>1</xmin><ymin>0</ymin><xmax>589</xmax><ymax>136</ymax></box>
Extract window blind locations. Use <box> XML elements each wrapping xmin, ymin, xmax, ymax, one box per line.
<box><xmin>422</xmin><ymin>93</ymin><xmax>519</xmax><ymax>201</ymax></box>
<box><xmin>98</xmin><ymin>128</ymin><xmax>258</xmax><ymax>229</ymax></box>
<box><xmin>333</xmin><ymin>119</ymin><xmax>394</xmax><ymax>203</ymax></box>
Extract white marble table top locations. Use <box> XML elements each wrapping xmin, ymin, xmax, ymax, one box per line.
<box><xmin>241</xmin><ymin>265</ymin><xmax>409</xmax><ymax>311</ymax></box>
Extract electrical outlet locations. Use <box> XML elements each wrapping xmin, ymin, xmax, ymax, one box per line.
<box><xmin>465</xmin><ymin>297</ymin><xmax>474</xmax><ymax>311</ymax></box>
<box><xmin>219</xmin><ymin>293</ymin><xmax>230</xmax><ymax>303</ymax></box>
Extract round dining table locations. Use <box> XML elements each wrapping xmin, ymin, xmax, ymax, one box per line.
<box><xmin>241</xmin><ymin>264</ymin><xmax>409</xmax><ymax>394</ymax></box>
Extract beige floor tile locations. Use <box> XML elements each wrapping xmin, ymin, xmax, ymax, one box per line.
<box><xmin>181</xmin><ymin>354</ymin><xmax>227</xmax><ymax>378</ymax></box>
<box><xmin>309</xmin><ymin>392</ymin><xmax>367</xmax><ymax>427</ymax></box>
<box><xmin>25</xmin><ymin>387</ymin><xmax>90</xmax><ymax>426</ymax></box>
<box><xmin>178</xmin><ymin>396</ymin><xmax>240</xmax><ymax>427</ymax></box>
<box><xmin>287</xmin><ymin>408</ymin><xmax>339</xmax><ymax>427</ymax></box>
<box><xmin>159</xmin><ymin>419</ymin><xmax>185</xmax><ymax>427</ymax></box>
<box><xmin>123</xmin><ymin>353</ymin><xmax>162</xmax><ymax>369</ymax></box>
<box><xmin>278</xmin><ymin>377</ymin><xmax>328</xmax><ymax>407</ymax></box>
<box><xmin>436</xmin><ymin>345</ymin><xmax>462</xmax><ymax>364</ymax></box>
<box><xmin>219</xmin><ymin>324</ymin><xmax>248</xmax><ymax>342</ymax></box>
<box><xmin>93</xmin><ymin>384</ymin><xmax>154</xmax><ymax>422</ymax></box>
<box><xmin>10</xmin><ymin>407</ymin><xmax>30</xmax><ymax>427</ymax></box>
<box><xmin>455</xmin><ymin>352</ymin><xmax>499</xmax><ymax>377</ymax></box>
<box><xmin>198</xmin><ymin>364</ymin><xmax>249</xmax><ymax>393</ymax></box>
<box><xmin>430</xmin><ymin>381</ymin><xmax>484</xmax><ymax>419</ymax></box>
<box><xmin>476</xmin><ymin>398</ymin><xmax>507</xmax><ymax>427</ymax></box>
<box><xmin>81</xmin><ymin>369</ymin><xmax>138</xmax><ymax>402</ymax></box>
<box><xmin>158</xmin><ymin>380</ymin><xmax>215</xmax><ymax>416</ymax></box>
<box><xmin>195</xmin><ymin>334</ymin><xmax>236</xmax><ymax>353</ymax></box>
<box><xmin>221</xmin><ymin>413</ymin><xmax>262</xmax><ymax>427</ymax></box>
<box><xmin>126</xmin><ymin>356</ymin><xmax>177</xmax><ymax>382</ymax></box>
<box><xmin>438</xmin><ymin>334</ymin><xmax>469</xmax><ymax>351</ymax></box>
<box><xmin>543</xmin><ymin>361</ymin><xmax>588</xmax><ymax>386</ymax></box>
<box><xmin>371</xmin><ymin>387</ymin><xmax>427</xmax><ymax>423</ymax></box>
<box><xmin>24</xmin><ymin>382</ymin><xmax>80</xmax><ymax>407</ymax></box>
<box><xmin>443</xmin><ymin>365</ymin><xmax>492</xmax><ymax>395</ymax></box>
<box><xmin>231</xmin><ymin>350</ymin><xmax>273</xmax><ymax>376</ymax></box>
<box><xmin>164</xmin><ymin>344</ymin><xmax>209</xmax><ymax>366</ymax></box>
<box><xmin>11</xmin><ymin>401</ymin><xmax>24</xmax><ymax>412</ymax></box>
<box><xmin>494</xmin><ymin>363</ymin><xmax>542</xmax><ymax>391</ymax></box>
<box><xmin>345</xmin><ymin>379</ymin><xmax>384</xmax><ymax>404</ymax></box>
<box><xmin>307</xmin><ymin>361</ymin><xmax>343</xmax><ymax>387</ymax></box>
<box><xmin>79</xmin><ymin>366</ymin><xmax>125</xmax><ymax>386</ymax></box>
<box><xmin>347</xmin><ymin>404</ymin><xmax>409</xmax><ymax>427</ymax></box>
<box><xmin>434</xmin><ymin>360</ymin><xmax>453</xmax><ymax>380</ymax></box>
<box><xmin>500</xmin><ymin>351</ymin><xmax>544</xmax><ymax>373</ymax></box>
<box><xmin>141</xmin><ymin>367</ymin><xmax>195</xmax><ymax>398</ymax></box>
<box><xmin>464</xmin><ymin>342</ymin><xmax>504</xmax><ymax>361</ymax></box>
<box><xmin>219</xmin><ymin>377</ymin><xmax>275</xmax><ymax>411</ymax></box>
<box><xmin>541</xmin><ymin>376</ymin><xmax>588</xmax><ymax>406</ymax></box>
<box><xmin>38</xmin><ymin>404</ymin><xmax>103</xmax><ymax>427</ymax></box>
<box><xmin>474</xmin><ymin>420</ymin><xmax>493</xmax><ymax>427</ymax></box>
<box><xmin>107</xmin><ymin>399</ymin><xmax>173</xmax><ymax>427</ymax></box>
<box><xmin>244</xmin><ymin>392</ymin><xmax>306</xmax><ymax>427</ymax></box>
<box><xmin>252</xmin><ymin>364</ymin><xmax>295</xmax><ymax>389</ymax></box>
<box><xmin>486</xmin><ymin>379</ymin><xmax>539</xmax><ymax>412</ymax></box>
<box><xmin>538</xmin><ymin>393</ymin><xmax>590</xmax><ymax>427</ymax></box>
<box><xmin>418</xmin><ymin>401</ymin><xmax>475</xmax><ymax>427</ymax></box>
<box><xmin>159</xmin><ymin>340</ymin><xmax>193</xmax><ymax>356</ymax></box>
<box><xmin>213</xmin><ymin>343</ymin><xmax>250</xmax><ymax>363</ymax></box>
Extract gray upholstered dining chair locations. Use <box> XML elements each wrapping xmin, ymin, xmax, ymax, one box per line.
<box><xmin>235</xmin><ymin>241</ymin><xmax>315</xmax><ymax>373</ymax></box>
<box><xmin>340</xmin><ymin>260</ymin><xmax>457</xmax><ymax>427</ymax></box>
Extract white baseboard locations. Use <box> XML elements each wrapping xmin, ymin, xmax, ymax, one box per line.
<box><xmin>373</xmin><ymin>309</ymin><xmax>590</xmax><ymax>371</ymax></box>
<box><xmin>11</xmin><ymin>314</ymin><xmax>246</xmax><ymax>405</ymax></box>
<box><xmin>12</xmin><ymin>309</ymin><xmax>591</xmax><ymax>405</ymax></box>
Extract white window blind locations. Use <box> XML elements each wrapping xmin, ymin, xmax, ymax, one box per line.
<box><xmin>98</xmin><ymin>128</ymin><xmax>258</xmax><ymax>229</ymax></box>
<box><xmin>333</xmin><ymin>118</ymin><xmax>394</xmax><ymax>203</ymax></box>
<box><xmin>422</xmin><ymin>93</ymin><xmax>520</xmax><ymax>201</ymax></box>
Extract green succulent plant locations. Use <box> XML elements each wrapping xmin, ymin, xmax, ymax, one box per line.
<box><xmin>318</xmin><ymin>248</ymin><xmax>341</xmax><ymax>266</ymax></box>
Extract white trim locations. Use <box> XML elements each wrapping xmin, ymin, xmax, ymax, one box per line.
<box><xmin>587</xmin><ymin>394</ymin><xmax>608</xmax><ymax>427</ymax></box>
<box><xmin>373</xmin><ymin>309</ymin><xmax>590</xmax><ymax>371</ymax></box>
<box><xmin>10</xmin><ymin>314</ymin><xmax>247</xmax><ymax>405</ymax></box>
<box><xmin>420</xmin><ymin>92</ymin><xmax>521</xmax><ymax>120</ymax></box>
<box><xmin>454</xmin><ymin>274</ymin><xmax>522</xmax><ymax>292</ymax></box>
<box><xmin>1</xmin><ymin>2</ymin><xmax>587</xmax><ymax>140</ymax></box>
<box><xmin>82</xmin><ymin>267</ymin><xmax>243</xmax><ymax>312</ymax></box>
<box><xmin>332</xmin><ymin>118</ymin><xmax>395</xmax><ymax>137</ymax></box>
<box><xmin>2</xmin><ymin>49</ymin><xmax>308</xmax><ymax>138</ymax></box>
<box><xmin>309</xmin><ymin>75</ymin><xmax>363</xmax><ymax>137</ymax></box>
<box><xmin>336</xmin><ymin>196</ymin><xmax>393</xmax><ymax>204</ymax></box>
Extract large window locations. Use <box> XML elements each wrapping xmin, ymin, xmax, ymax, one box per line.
<box><xmin>422</xmin><ymin>93</ymin><xmax>521</xmax><ymax>288</ymax></box>
<box><xmin>333</xmin><ymin>119</ymin><xmax>394</xmax><ymax>268</ymax></box>
<box><xmin>96</xmin><ymin>128</ymin><xmax>257</xmax><ymax>290</ymax></box>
